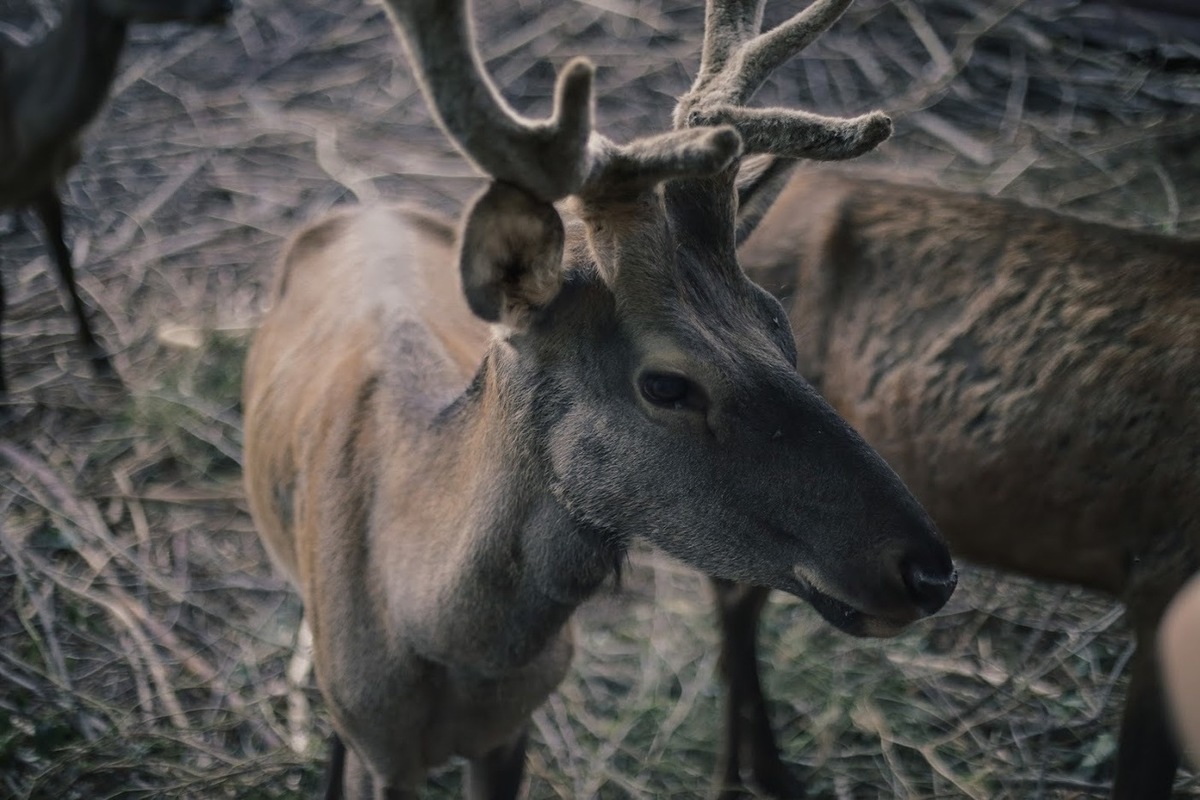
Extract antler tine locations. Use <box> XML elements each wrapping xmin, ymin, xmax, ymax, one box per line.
<box><xmin>730</xmin><ymin>0</ymin><xmax>854</xmax><ymax>106</ymax></box>
<box><xmin>579</xmin><ymin>127</ymin><xmax>744</xmax><ymax>201</ymax></box>
<box><xmin>677</xmin><ymin>0</ymin><xmax>892</xmax><ymax>162</ymax></box>
<box><xmin>696</xmin><ymin>0</ymin><xmax>766</xmax><ymax>84</ymax></box>
<box><xmin>381</xmin><ymin>0</ymin><xmax>593</xmax><ymax>203</ymax></box>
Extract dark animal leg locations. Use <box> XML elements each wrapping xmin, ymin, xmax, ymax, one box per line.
<box><xmin>32</xmin><ymin>190</ymin><xmax>115</xmax><ymax>380</ymax></box>
<box><xmin>324</xmin><ymin>732</ymin><xmax>347</xmax><ymax>800</ymax></box>
<box><xmin>466</xmin><ymin>728</ymin><xmax>528</xmax><ymax>800</ymax></box>
<box><xmin>0</xmin><ymin>265</ymin><xmax>7</xmax><ymax>397</ymax></box>
<box><xmin>711</xmin><ymin>578</ymin><xmax>804</xmax><ymax>799</ymax></box>
<box><xmin>339</xmin><ymin>741</ymin><xmax>405</xmax><ymax>800</ymax></box>
<box><xmin>335</xmin><ymin>733</ymin><xmax>423</xmax><ymax>800</ymax></box>
<box><xmin>1110</xmin><ymin>623</ymin><xmax>1180</xmax><ymax>800</ymax></box>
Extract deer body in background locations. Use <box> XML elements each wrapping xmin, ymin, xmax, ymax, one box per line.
<box><xmin>721</xmin><ymin>166</ymin><xmax>1200</xmax><ymax>799</ymax></box>
<box><xmin>242</xmin><ymin>1</ymin><xmax>958</xmax><ymax>797</ymax></box>
<box><xmin>0</xmin><ymin>0</ymin><xmax>230</xmax><ymax>395</ymax></box>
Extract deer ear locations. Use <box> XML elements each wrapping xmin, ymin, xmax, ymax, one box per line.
<box><xmin>458</xmin><ymin>182</ymin><xmax>566</xmax><ymax>328</ymax></box>
<box><xmin>735</xmin><ymin>155</ymin><xmax>802</xmax><ymax>247</ymax></box>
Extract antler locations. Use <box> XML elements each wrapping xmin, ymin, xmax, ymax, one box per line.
<box><xmin>381</xmin><ymin>0</ymin><xmax>742</xmax><ymax>204</ymax></box>
<box><xmin>381</xmin><ymin>0</ymin><xmax>593</xmax><ymax>203</ymax></box>
<box><xmin>676</xmin><ymin>0</ymin><xmax>893</xmax><ymax>161</ymax></box>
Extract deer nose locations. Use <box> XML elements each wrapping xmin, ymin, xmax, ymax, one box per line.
<box><xmin>902</xmin><ymin>561</ymin><xmax>957</xmax><ymax>616</ymax></box>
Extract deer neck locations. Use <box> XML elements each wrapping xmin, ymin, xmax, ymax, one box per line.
<box><xmin>378</xmin><ymin>341</ymin><xmax>621</xmax><ymax>674</ymax></box>
<box><xmin>6</xmin><ymin>0</ymin><xmax>128</xmax><ymax>161</ymax></box>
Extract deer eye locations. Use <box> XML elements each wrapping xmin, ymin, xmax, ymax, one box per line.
<box><xmin>640</xmin><ymin>373</ymin><xmax>691</xmax><ymax>408</ymax></box>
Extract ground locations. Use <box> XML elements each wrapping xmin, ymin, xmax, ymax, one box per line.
<box><xmin>0</xmin><ymin>0</ymin><xmax>1198</xmax><ymax>797</ymax></box>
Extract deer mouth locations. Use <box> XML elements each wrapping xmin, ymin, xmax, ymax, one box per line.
<box><xmin>791</xmin><ymin>568</ymin><xmax>913</xmax><ymax>639</ymax></box>
<box><xmin>801</xmin><ymin>581</ymin><xmax>864</xmax><ymax>631</ymax></box>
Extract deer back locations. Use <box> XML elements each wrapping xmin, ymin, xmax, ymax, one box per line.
<box><xmin>741</xmin><ymin>169</ymin><xmax>1200</xmax><ymax>594</ymax></box>
<box><xmin>244</xmin><ymin>205</ymin><xmax>488</xmax><ymax>585</ymax></box>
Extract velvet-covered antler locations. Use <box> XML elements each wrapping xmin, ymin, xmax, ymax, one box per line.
<box><xmin>381</xmin><ymin>0</ymin><xmax>742</xmax><ymax>203</ymax></box>
<box><xmin>676</xmin><ymin>0</ymin><xmax>893</xmax><ymax>161</ymax></box>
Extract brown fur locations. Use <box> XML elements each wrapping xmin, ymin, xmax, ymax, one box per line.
<box><xmin>243</xmin><ymin>3</ymin><xmax>959</xmax><ymax>797</ymax></box>
<box><xmin>727</xmin><ymin>167</ymin><xmax>1200</xmax><ymax>799</ymax></box>
<box><xmin>244</xmin><ymin>194</ymin><xmax>960</xmax><ymax>798</ymax></box>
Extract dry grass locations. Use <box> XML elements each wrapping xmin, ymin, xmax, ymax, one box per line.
<box><xmin>0</xmin><ymin>0</ymin><xmax>1198</xmax><ymax>797</ymax></box>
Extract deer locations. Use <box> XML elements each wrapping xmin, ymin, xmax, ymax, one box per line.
<box><xmin>711</xmin><ymin>164</ymin><xmax>1200</xmax><ymax>799</ymax></box>
<box><xmin>241</xmin><ymin>1</ymin><xmax>961</xmax><ymax>797</ymax></box>
<box><xmin>0</xmin><ymin>0</ymin><xmax>232</xmax><ymax>395</ymax></box>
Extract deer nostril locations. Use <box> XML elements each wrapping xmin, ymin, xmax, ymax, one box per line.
<box><xmin>903</xmin><ymin>563</ymin><xmax>958</xmax><ymax>615</ymax></box>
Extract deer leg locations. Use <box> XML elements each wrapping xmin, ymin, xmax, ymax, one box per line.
<box><xmin>465</xmin><ymin>728</ymin><xmax>528</xmax><ymax>800</ymax></box>
<box><xmin>338</xmin><ymin>743</ymin><xmax>419</xmax><ymax>800</ymax></box>
<box><xmin>1110</xmin><ymin>619</ymin><xmax>1180</xmax><ymax>800</ymax></box>
<box><xmin>0</xmin><ymin>265</ymin><xmax>7</xmax><ymax>397</ymax></box>
<box><xmin>324</xmin><ymin>732</ymin><xmax>347</xmax><ymax>800</ymax></box>
<box><xmin>340</xmin><ymin>743</ymin><xmax>371</xmax><ymax>800</ymax></box>
<box><xmin>31</xmin><ymin>190</ymin><xmax>115</xmax><ymax>380</ymax></box>
<box><xmin>711</xmin><ymin>578</ymin><xmax>805</xmax><ymax>800</ymax></box>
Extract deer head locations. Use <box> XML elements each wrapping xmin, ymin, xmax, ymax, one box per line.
<box><xmin>383</xmin><ymin>0</ymin><xmax>956</xmax><ymax>636</ymax></box>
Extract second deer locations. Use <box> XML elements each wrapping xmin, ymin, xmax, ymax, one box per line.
<box><xmin>0</xmin><ymin>0</ymin><xmax>231</xmax><ymax>395</ymax></box>
<box><xmin>242</xmin><ymin>0</ymin><xmax>958</xmax><ymax>797</ymax></box>
<box><xmin>721</xmin><ymin>165</ymin><xmax>1200</xmax><ymax>799</ymax></box>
